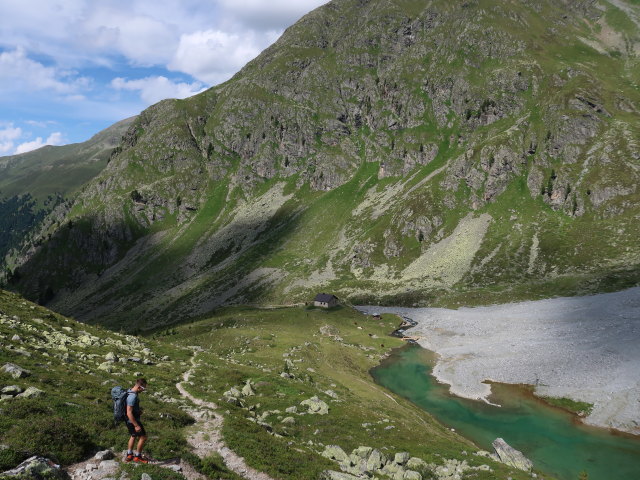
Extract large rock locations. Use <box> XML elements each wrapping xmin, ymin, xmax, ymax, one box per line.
<box><xmin>17</xmin><ymin>387</ymin><xmax>45</xmax><ymax>399</ymax></box>
<box><xmin>0</xmin><ymin>456</ymin><xmax>69</xmax><ymax>480</ymax></box>
<box><xmin>406</xmin><ymin>457</ymin><xmax>428</xmax><ymax>471</ymax></box>
<box><xmin>365</xmin><ymin>449</ymin><xmax>387</xmax><ymax>471</ymax></box>
<box><xmin>2</xmin><ymin>364</ymin><xmax>30</xmax><ymax>379</ymax></box>
<box><xmin>352</xmin><ymin>446</ymin><xmax>372</xmax><ymax>459</ymax></box>
<box><xmin>394</xmin><ymin>452</ymin><xmax>410</xmax><ymax>465</ymax></box>
<box><xmin>322</xmin><ymin>445</ymin><xmax>349</xmax><ymax>463</ymax></box>
<box><xmin>241</xmin><ymin>380</ymin><xmax>255</xmax><ymax>397</ymax></box>
<box><xmin>492</xmin><ymin>438</ymin><xmax>533</xmax><ymax>471</ymax></box>
<box><xmin>300</xmin><ymin>396</ymin><xmax>329</xmax><ymax>415</ymax></box>
<box><xmin>1</xmin><ymin>386</ymin><xmax>23</xmax><ymax>395</ymax></box>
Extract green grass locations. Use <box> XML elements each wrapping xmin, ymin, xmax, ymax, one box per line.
<box><xmin>538</xmin><ymin>396</ymin><xmax>594</xmax><ymax>417</ymax></box>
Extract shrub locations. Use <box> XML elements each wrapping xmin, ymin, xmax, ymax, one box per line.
<box><xmin>0</xmin><ymin>447</ymin><xmax>27</xmax><ymax>471</ymax></box>
<box><xmin>5</xmin><ymin>416</ymin><xmax>94</xmax><ymax>465</ymax></box>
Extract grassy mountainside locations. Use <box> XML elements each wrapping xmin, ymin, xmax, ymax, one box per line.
<box><xmin>0</xmin><ymin>117</ymin><xmax>135</xmax><ymax>270</ymax></box>
<box><xmin>0</xmin><ymin>290</ymin><xmax>543</xmax><ymax>480</ymax></box>
<box><xmin>9</xmin><ymin>0</ymin><xmax>640</xmax><ymax>328</ymax></box>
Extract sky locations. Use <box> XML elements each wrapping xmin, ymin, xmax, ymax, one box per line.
<box><xmin>0</xmin><ymin>0</ymin><xmax>328</xmax><ymax>155</ymax></box>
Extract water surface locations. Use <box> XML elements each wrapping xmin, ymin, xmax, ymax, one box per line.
<box><xmin>372</xmin><ymin>345</ymin><xmax>640</xmax><ymax>480</ymax></box>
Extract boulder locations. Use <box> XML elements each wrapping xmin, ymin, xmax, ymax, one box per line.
<box><xmin>17</xmin><ymin>387</ymin><xmax>45</xmax><ymax>399</ymax></box>
<box><xmin>322</xmin><ymin>445</ymin><xmax>349</xmax><ymax>463</ymax></box>
<box><xmin>492</xmin><ymin>438</ymin><xmax>533</xmax><ymax>471</ymax></box>
<box><xmin>300</xmin><ymin>396</ymin><xmax>329</xmax><ymax>415</ymax></box>
<box><xmin>285</xmin><ymin>406</ymin><xmax>297</xmax><ymax>414</ymax></box>
<box><xmin>105</xmin><ymin>352</ymin><xmax>118</xmax><ymax>363</ymax></box>
<box><xmin>406</xmin><ymin>457</ymin><xmax>428</xmax><ymax>471</ymax></box>
<box><xmin>241</xmin><ymin>381</ymin><xmax>255</xmax><ymax>397</ymax></box>
<box><xmin>94</xmin><ymin>450</ymin><xmax>114</xmax><ymax>461</ymax></box>
<box><xmin>11</xmin><ymin>335</ymin><xmax>21</xmax><ymax>342</ymax></box>
<box><xmin>394</xmin><ymin>452</ymin><xmax>410</xmax><ymax>465</ymax></box>
<box><xmin>365</xmin><ymin>449</ymin><xmax>387</xmax><ymax>471</ymax></box>
<box><xmin>0</xmin><ymin>456</ymin><xmax>69</xmax><ymax>480</ymax></box>
<box><xmin>1</xmin><ymin>386</ymin><xmax>23</xmax><ymax>395</ymax></box>
<box><xmin>0</xmin><ymin>395</ymin><xmax>14</xmax><ymax>402</ymax></box>
<box><xmin>352</xmin><ymin>446</ymin><xmax>372</xmax><ymax>459</ymax></box>
<box><xmin>281</xmin><ymin>417</ymin><xmax>296</xmax><ymax>425</ymax></box>
<box><xmin>97</xmin><ymin>460</ymin><xmax>119</xmax><ymax>476</ymax></box>
<box><xmin>140</xmin><ymin>474</ymin><xmax>152</xmax><ymax>480</ymax></box>
<box><xmin>2</xmin><ymin>363</ymin><xmax>30</xmax><ymax>379</ymax></box>
<box><xmin>97</xmin><ymin>362</ymin><xmax>113</xmax><ymax>373</ymax></box>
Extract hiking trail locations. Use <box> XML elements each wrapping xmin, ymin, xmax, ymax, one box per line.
<box><xmin>175</xmin><ymin>349</ymin><xmax>276</xmax><ymax>480</ymax></box>
<box><xmin>66</xmin><ymin>350</ymin><xmax>276</xmax><ymax>480</ymax></box>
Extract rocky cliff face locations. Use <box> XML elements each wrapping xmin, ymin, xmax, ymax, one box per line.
<box><xmin>8</xmin><ymin>0</ymin><xmax>640</xmax><ymax>329</ymax></box>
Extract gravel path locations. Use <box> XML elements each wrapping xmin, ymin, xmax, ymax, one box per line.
<box><xmin>358</xmin><ymin>287</ymin><xmax>640</xmax><ymax>435</ymax></box>
<box><xmin>176</xmin><ymin>352</ymin><xmax>277</xmax><ymax>480</ymax></box>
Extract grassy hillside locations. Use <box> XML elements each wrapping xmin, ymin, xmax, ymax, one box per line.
<box><xmin>8</xmin><ymin>0</ymin><xmax>640</xmax><ymax>328</ymax></box>
<box><xmin>0</xmin><ymin>117</ymin><xmax>135</xmax><ymax>272</ymax></box>
<box><xmin>0</xmin><ymin>290</ymin><xmax>544</xmax><ymax>479</ymax></box>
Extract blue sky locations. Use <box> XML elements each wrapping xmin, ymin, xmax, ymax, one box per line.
<box><xmin>0</xmin><ymin>0</ymin><xmax>328</xmax><ymax>155</ymax></box>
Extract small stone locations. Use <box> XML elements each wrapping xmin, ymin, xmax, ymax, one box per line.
<box><xmin>324</xmin><ymin>390</ymin><xmax>338</xmax><ymax>399</ymax></box>
<box><xmin>167</xmin><ymin>465</ymin><xmax>182</xmax><ymax>472</ymax></box>
<box><xmin>285</xmin><ymin>406</ymin><xmax>297</xmax><ymax>414</ymax></box>
<box><xmin>105</xmin><ymin>352</ymin><xmax>118</xmax><ymax>363</ymax></box>
<box><xmin>141</xmin><ymin>474</ymin><xmax>152</xmax><ymax>480</ymax></box>
<box><xmin>282</xmin><ymin>417</ymin><xmax>295</xmax><ymax>425</ymax></box>
<box><xmin>11</xmin><ymin>335</ymin><xmax>21</xmax><ymax>342</ymax></box>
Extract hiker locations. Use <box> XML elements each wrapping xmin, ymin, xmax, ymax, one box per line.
<box><xmin>124</xmin><ymin>378</ymin><xmax>149</xmax><ymax>463</ymax></box>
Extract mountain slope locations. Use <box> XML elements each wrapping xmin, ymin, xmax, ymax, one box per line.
<box><xmin>0</xmin><ymin>117</ymin><xmax>135</xmax><ymax>270</ymax></box>
<box><xmin>10</xmin><ymin>0</ymin><xmax>640</xmax><ymax>329</ymax></box>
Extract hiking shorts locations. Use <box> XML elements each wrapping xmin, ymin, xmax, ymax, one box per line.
<box><xmin>126</xmin><ymin>421</ymin><xmax>147</xmax><ymax>437</ymax></box>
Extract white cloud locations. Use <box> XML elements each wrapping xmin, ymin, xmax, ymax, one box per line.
<box><xmin>111</xmin><ymin>76</ymin><xmax>206</xmax><ymax>105</ymax></box>
<box><xmin>0</xmin><ymin>123</ymin><xmax>23</xmax><ymax>154</ymax></box>
<box><xmin>15</xmin><ymin>132</ymin><xmax>64</xmax><ymax>155</ymax></box>
<box><xmin>169</xmin><ymin>30</ymin><xmax>265</xmax><ymax>84</ymax></box>
<box><xmin>218</xmin><ymin>0</ymin><xmax>328</xmax><ymax>30</ymax></box>
<box><xmin>0</xmin><ymin>48</ymin><xmax>89</xmax><ymax>94</ymax></box>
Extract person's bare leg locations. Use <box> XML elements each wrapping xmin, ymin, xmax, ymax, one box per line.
<box><xmin>128</xmin><ymin>436</ymin><xmax>135</xmax><ymax>452</ymax></box>
<box><xmin>137</xmin><ymin>436</ymin><xmax>147</xmax><ymax>455</ymax></box>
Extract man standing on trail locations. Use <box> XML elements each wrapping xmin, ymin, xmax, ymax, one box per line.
<box><xmin>124</xmin><ymin>378</ymin><xmax>149</xmax><ymax>463</ymax></box>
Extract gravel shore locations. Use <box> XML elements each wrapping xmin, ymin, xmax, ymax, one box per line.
<box><xmin>358</xmin><ymin>287</ymin><xmax>640</xmax><ymax>435</ymax></box>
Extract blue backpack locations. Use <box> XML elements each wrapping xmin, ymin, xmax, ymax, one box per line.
<box><xmin>111</xmin><ymin>386</ymin><xmax>131</xmax><ymax>422</ymax></box>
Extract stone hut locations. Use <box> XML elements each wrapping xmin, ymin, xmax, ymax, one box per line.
<box><xmin>314</xmin><ymin>293</ymin><xmax>339</xmax><ymax>308</ymax></box>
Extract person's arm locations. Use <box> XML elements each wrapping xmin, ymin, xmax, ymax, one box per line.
<box><xmin>126</xmin><ymin>404</ymin><xmax>141</xmax><ymax>431</ymax></box>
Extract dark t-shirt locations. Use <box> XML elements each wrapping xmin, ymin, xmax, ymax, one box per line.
<box><xmin>126</xmin><ymin>390</ymin><xmax>141</xmax><ymax>422</ymax></box>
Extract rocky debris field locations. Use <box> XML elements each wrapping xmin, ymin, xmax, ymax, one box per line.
<box><xmin>359</xmin><ymin>286</ymin><xmax>640</xmax><ymax>435</ymax></box>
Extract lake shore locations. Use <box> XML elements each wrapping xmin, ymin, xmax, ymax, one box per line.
<box><xmin>358</xmin><ymin>287</ymin><xmax>640</xmax><ymax>435</ymax></box>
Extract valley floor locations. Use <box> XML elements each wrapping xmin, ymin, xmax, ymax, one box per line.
<box><xmin>358</xmin><ymin>286</ymin><xmax>640</xmax><ymax>435</ymax></box>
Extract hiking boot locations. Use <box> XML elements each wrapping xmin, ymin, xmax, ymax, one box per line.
<box><xmin>125</xmin><ymin>454</ymin><xmax>134</xmax><ymax>462</ymax></box>
<box><xmin>133</xmin><ymin>455</ymin><xmax>149</xmax><ymax>464</ymax></box>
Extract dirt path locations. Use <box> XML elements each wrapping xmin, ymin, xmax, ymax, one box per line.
<box><xmin>66</xmin><ymin>351</ymin><xmax>276</xmax><ymax>480</ymax></box>
<box><xmin>175</xmin><ymin>351</ymin><xmax>277</xmax><ymax>480</ymax></box>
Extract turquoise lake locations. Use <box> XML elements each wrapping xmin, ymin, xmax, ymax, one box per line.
<box><xmin>371</xmin><ymin>345</ymin><xmax>640</xmax><ymax>480</ymax></box>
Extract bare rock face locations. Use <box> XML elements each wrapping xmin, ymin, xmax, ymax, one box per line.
<box><xmin>492</xmin><ymin>438</ymin><xmax>533</xmax><ymax>471</ymax></box>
